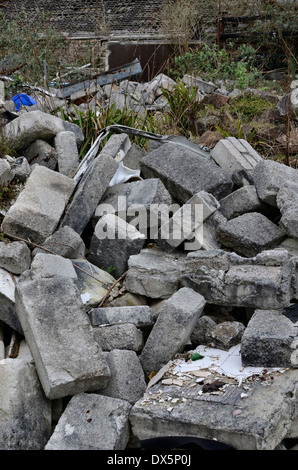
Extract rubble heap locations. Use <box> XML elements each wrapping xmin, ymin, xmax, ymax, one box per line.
<box><xmin>0</xmin><ymin>74</ymin><xmax>298</xmax><ymax>451</ymax></box>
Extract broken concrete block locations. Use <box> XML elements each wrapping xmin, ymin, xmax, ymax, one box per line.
<box><xmin>24</xmin><ymin>139</ymin><xmax>58</xmax><ymax>170</ymax></box>
<box><xmin>124</xmin><ymin>247</ymin><xmax>182</xmax><ymax>299</ymax></box>
<box><xmin>241</xmin><ymin>308</ymin><xmax>298</xmax><ymax>368</ymax></box>
<box><xmin>155</xmin><ymin>190</ymin><xmax>219</xmax><ymax>251</ymax></box>
<box><xmin>92</xmin><ymin>323</ymin><xmax>144</xmax><ymax>352</ymax></box>
<box><xmin>0</xmin><ymin>241</ymin><xmax>31</xmax><ymax>274</ymax></box>
<box><xmin>88</xmin><ymin>214</ymin><xmax>146</xmax><ymax>278</ymax></box>
<box><xmin>94</xmin><ymin>178</ymin><xmax>172</xmax><ymax>237</ymax></box>
<box><xmin>182</xmin><ymin>74</ymin><xmax>217</xmax><ymax>94</ymax></box>
<box><xmin>277</xmin><ymin>88</ymin><xmax>298</xmax><ymax>116</ymax></box>
<box><xmin>89</xmin><ymin>305</ymin><xmax>153</xmax><ymax>329</ymax></box>
<box><xmin>15</xmin><ymin>275</ymin><xmax>110</xmax><ymax>399</ymax></box>
<box><xmin>13</xmin><ymin>156</ymin><xmax>31</xmax><ymax>182</ymax></box>
<box><xmin>72</xmin><ymin>258</ymin><xmax>120</xmax><ymax>309</ymax></box>
<box><xmin>199</xmin><ymin>210</ymin><xmax>226</xmax><ymax>250</ymax></box>
<box><xmin>4</xmin><ymin>110</ymin><xmax>84</xmax><ymax>152</ymax></box>
<box><xmin>100</xmin><ymin>349</ymin><xmax>146</xmax><ymax>404</ymax></box>
<box><xmin>140</xmin><ymin>287</ymin><xmax>206</xmax><ymax>376</ymax></box>
<box><xmin>0</xmin><ymin>267</ymin><xmax>22</xmax><ymax>333</ymax></box>
<box><xmin>276</xmin><ymin>183</ymin><xmax>298</xmax><ymax>239</ymax></box>
<box><xmin>45</xmin><ymin>393</ymin><xmax>131</xmax><ymax>450</ymax></box>
<box><xmin>219</xmin><ymin>185</ymin><xmax>264</xmax><ymax>220</ymax></box>
<box><xmin>1</xmin><ymin>165</ymin><xmax>76</xmax><ymax>244</ymax></box>
<box><xmin>211</xmin><ymin>137</ymin><xmax>262</xmax><ymax>185</ymax></box>
<box><xmin>0</xmin><ymin>343</ymin><xmax>52</xmax><ymax>450</ymax></box>
<box><xmin>217</xmin><ymin>212</ymin><xmax>286</xmax><ymax>257</ymax></box>
<box><xmin>140</xmin><ymin>143</ymin><xmax>233</xmax><ymax>204</ymax></box>
<box><xmin>253</xmin><ymin>159</ymin><xmax>298</xmax><ymax>206</ymax></box>
<box><xmin>190</xmin><ymin>315</ymin><xmax>217</xmax><ymax>346</ymax></box>
<box><xmin>32</xmin><ymin>225</ymin><xmax>86</xmax><ymax>259</ymax></box>
<box><xmin>30</xmin><ymin>253</ymin><xmax>77</xmax><ymax>282</ymax></box>
<box><xmin>60</xmin><ymin>154</ymin><xmax>119</xmax><ymax>235</ymax></box>
<box><xmin>181</xmin><ymin>249</ymin><xmax>295</xmax><ymax>309</ymax></box>
<box><xmin>54</xmin><ymin>131</ymin><xmax>80</xmax><ymax>177</ymax></box>
<box><xmin>0</xmin><ymin>159</ymin><xmax>14</xmax><ymax>186</ymax></box>
<box><xmin>130</xmin><ymin>348</ymin><xmax>298</xmax><ymax>450</ymax></box>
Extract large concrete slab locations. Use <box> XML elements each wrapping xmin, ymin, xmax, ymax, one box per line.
<box><xmin>1</xmin><ymin>165</ymin><xmax>76</xmax><ymax>244</ymax></box>
<box><xmin>130</xmin><ymin>345</ymin><xmax>298</xmax><ymax>450</ymax></box>
<box><xmin>15</xmin><ymin>274</ymin><xmax>111</xmax><ymax>399</ymax></box>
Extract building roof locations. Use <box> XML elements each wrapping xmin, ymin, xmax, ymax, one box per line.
<box><xmin>2</xmin><ymin>0</ymin><xmax>168</xmax><ymax>37</ymax></box>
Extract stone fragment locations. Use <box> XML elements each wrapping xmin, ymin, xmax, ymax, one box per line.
<box><xmin>0</xmin><ymin>159</ymin><xmax>14</xmax><ymax>186</ymax></box>
<box><xmin>124</xmin><ymin>247</ymin><xmax>182</xmax><ymax>299</ymax></box>
<box><xmin>0</xmin><ymin>267</ymin><xmax>22</xmax><ymax>333</ymax></box>
<box><xmin>13</xmin><ymin>156</ymin><xmax>31</xmax><ymax>182</ymax></box>
<box><xmin>241</xmin><ymin>308</ymin><xmax>298</xmax><ymax>368</ymax></box>
<box><xmin>24</xmin><ymin>139</ymin><xmax>58</xmax><ymax>170</ymax></box>
<box><xmin>45</xmin><ymin>393</ymin><xmax>131</xmax><ymax>450</ymax></box>
<box><xmin>182</xmin><ymin>74</ymin><xmax>217</xmax><ymax>94</ymax></box>
<box><xmin>253</xmin><ymin>159</ymin><xmax>298</xmax><ymax>206</ymax></box>
<box><xmin>60</xmin><ymin>154</ymin><xmax>119</xmax><ymax>235</ymax></box>
<box><xmin>0</xmin><ymin>343</ymin><xmax>52</xmax><ymax>450</ymax></box>
<box><xmin>190</xmin><ymin>315</ymin><xmax>217</xmax><ymax>346</ymax></box>
<box><xmin>99</xmin><ymin>132</ymin><xmax>131</xmax><ymax>161</ymax></box>
<box><xmin>219</xmin><ymin>185</ymin><xmax>264</xmax><ymax>220</ymax></box>
<box><xmin>15</xmin><ymin>275</ymin><xmax>110</xmax><ymax>399</ymax></box>
<box><xmin>211</xmin><ymin>137</ymin><xmax>262</xmax><ymax>185</ymax></box>
<box><xmin>217</xmin><ymin>212</ymin><xmax>286</xmax><ymax>257</ymax></box>
<box><xmin>140</xmin><ymin>287</ymin><xmax>206</xmax><ymax>376</ymax></box>
<box><xmin>0</xmin><ymin>241</ymin><xmax>31</xmax><ymax>274</ymax></box>
<box><xmin>32</xmin><ymin>225</ymin><xmax>86</xmax><ymax>259</ymax></box>
<box><xmin>1</xmin><ymin>165</ymin><xmax>76</xmax><ymax>244</ymax></box>
<box><xmin>277</xmin><ymin>88</ymin><xmax>298</xmax><ymax>116</ymax></box>
<box><xmin>54</xmin><ymin>131</ymin><xmax>80</xmax><ymax>177</ymax></box>
<box><xmin>4</xmin><ymin>110</ymin><xmax>84</xmax><ymax>152</ymax></box>
<box><xmin>88</xmin><ymin>214</ymin><xmax>146</xmax><ymax>278</ymax></box>
<box><xmin>89</xmin><ymin>305</ymin><xmax>153</xmax><ymax>329</ymax></box>
<box><xmin>140</xmin><ymin>143</ymin><xmax>233</xmax><ymax>204</ymax></box>
<box><xmin>100</xmin><ymin>349</ymin><xmax>146</xmax><ymax>404</ymax></box>
<box><xmin>122</xmin><ymin>143</ymin><xmax>147</xmax><ymax>170</ymax></box>
<box><xmin>92</xmin><ymin>323</ymin><xmax>144</xmax><ymax>352</ymax></box>
<box><xmin>206</xmin><ymin>321</ymin><xmax>245</xmax><ymax>351</ymax></box>
<box><xmin>276</xmin><ymin>183</ymin><xmax>298</xmax><ymax>239</ymax></box>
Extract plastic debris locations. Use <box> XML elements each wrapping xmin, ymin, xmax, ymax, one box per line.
<box><xmin>12</xmin><ymin>94</ymin><xmax>37</xmax><ymax>112</ymax></box>
<box><xmin>191</xmin><ymin>352</ymin><xmax>204</xmax><ymax>361</ymax></box>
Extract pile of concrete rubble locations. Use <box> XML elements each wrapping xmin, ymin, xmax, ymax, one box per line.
<box><xmin>0</xmin><ymin>74</ymin><xmax>298</xmax><ymax>451</ymax></box>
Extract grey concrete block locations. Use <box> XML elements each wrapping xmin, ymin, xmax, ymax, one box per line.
<box><xmin>60</xmin><ymin>154</ymin><xmax>119</xmax><ymax>235</ymax></box>
<box><xmin>0</xmin><ymin>241</ymin><xmax>31</xmax><ymax>274</ymax></box>
<box><xmin>88</xmin><ymin>214</ymin><xmax>146</xmax><ymax>278</ymax></box>
<box><xmin>92</xmin><ymin>323</ymin><xmax>144</xmax><ymax>352</ymax></box>
<box><xmin>0</xmin><ymin>159</ymin><xmax>14</xmax><ymax>186</ymax></box>
<box><xmin>140</xmin><ymin>287</ymin><xmax>206</xmax><ymax>376</ymax></box>
<box><xmin>24</xmin><ymin>139</ymin><xmax>57</xmax><ymax>170</ymax></box>
<box><xmin>124</xmin><ymin>247</ymin><xmax>182</xmax><ymax>299</ymax></box>
<box><xmin>30</xmin><ymin>253</ymin><xmax>77</xmax><ymax>281</ymax></box>
<box><xmin>241</xmin><ymin>309</ymin><xmax>298</xmax><ymax>368</ymax></box>
<box><xmin>32</xmin><ymin>225</ymin><xmax>86</xmax><ymax>259</ymax></box>
<box><xmin>4</xmin><ymin>110</ymin><xmax>83</xmax><ymax>152</ymax></box>
<box><xmin>211</xmin><ymin>137</ymin><xmax>262</xmax><ymax>186</ymax></box>
<box><xmin>253</xmin><ymin>159</ymin><xmax>298</xmax><ymax>206</ymax></box>
<box><xmin>15</xmin><ymin>275</ymin><xmax>110</xmax><ymax>399</ymax></box>
<box><xmin>217</xmin><ymin>212</ymin><xmax>286</xmax><ymax>257</ymax></box>
<box><xmin>140</xmin><ymin>143</ymin><xmax>233</xmax><ymax>204</ymax></box>
<box><xmin>45</xmin><ymin>393</ymin><xmax>131</xmax><ymax>450</ymax></box>
<box><xmin>0</xmin><ymin>345</ymin><xmax>52</xmax><ymax>450</ymax></box>
<box><xmin>206</xmin><ymin>321</ymin><xmax>245</xmax><ymax>351</ymax></box>
<box><xmin>1</xmin><ymin>165</ymin><xmax>76</xmax><ymax>244</ymax></box>
<box><xmin>99</xmin><ymin>132</ymin><xmax>131</xmax><ymax>161</ymax></box>
<box><xmin>89</xmin><ymin>305</ymin><xmax>154</xmax><ymax>329</ymax></box>
<box><xmin>100</xmin><ymin>349</ymin><xmax>146</xmax><ymax>404</ymax></box>
<box><xmin>219</xmin><ymin>185</ymin><xmax>264</xmax><ymax>220</ymax></box>
<box><xmin>122</xmin><ymin>143</ymin><xmax>147</xmax><ymax>170</ymax></box>
<box><xmin>54</xmin><ymin>131</ymin><xmax>80</xmax><ymax>177</ymax></box>
<box><xmin>0</xmin><ymin>267</ymin><xmax>22</xmax><ymax>334</ymax></box>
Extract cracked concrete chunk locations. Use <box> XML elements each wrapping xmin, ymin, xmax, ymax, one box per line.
<box><xmin>1</xmin><ymin>165</ymin><xmax>76</xmax><ymax>244</ymax></box>
<box><xmin>45</xmin><ymin>393</ymin><xmax>131</xmax><ymax>450</ymax></box>
<box><xmin>15</xmin><ymin>275</ymin><xmax>110</xmax><ymax>399</ymax></box>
